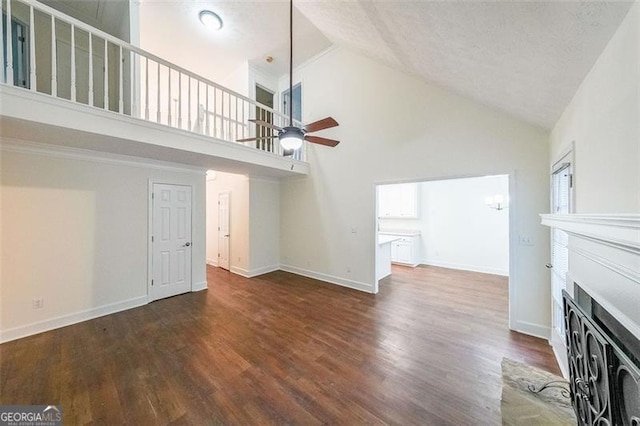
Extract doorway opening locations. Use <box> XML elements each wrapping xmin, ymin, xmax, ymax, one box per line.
<box><xmin>375</xmin><ymin>174</ymin><xmax>512</xmax><ymax>322</ymax></box>
<box><xmin>255</xmin><ymin>84</ymin><xmax>275</xmax><ymax>152</ymax></box>
<box><xmin>2</xmin><ymin>13</ymin><xmax>30</xmax><ymax>88</ymax></box>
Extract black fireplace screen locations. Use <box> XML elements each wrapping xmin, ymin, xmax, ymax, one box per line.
<box><xmin>563</xmin><ymin>290</ymin><xmax>640</xmax><ymax>425</ymax></box>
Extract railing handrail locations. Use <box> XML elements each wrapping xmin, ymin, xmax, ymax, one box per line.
<box><xmin>17</xmin><ymin>0</ymin><xmax>293</xmax><ymax>122</ymax></box>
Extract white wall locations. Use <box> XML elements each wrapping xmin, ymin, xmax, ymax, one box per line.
<box><xmin>0</xmin><ymin>141</ymin><xmax>207</xmax><ymax>342</ymax></box>
<box><xmin>549</xmin><ymin>2</ymin><xmax>640</xmax><ymax>341</ymax></box>
<box><xmin>551</xmin><ymin>2</ymin><xmax>639</xmax><ymax>213</ymax></box>
<box><xmin>380</xmin><ymin>175</ymin><xmax>510</xmax><ymax>276</ymax></box>
<box><xmin>280</xmin><ymin>47</ymin><xmax>550</xmax><ymax>338</ymax></box>
<box><xmin>249</xmin><ymin>178</ymin><xmax>280</xmax><ymax>275</ymax></box>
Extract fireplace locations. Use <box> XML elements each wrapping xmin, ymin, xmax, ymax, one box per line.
<box><xmin>563</xmin><ymin>286</ymin><xmax>640</xmax><ymax>425</ymax></box>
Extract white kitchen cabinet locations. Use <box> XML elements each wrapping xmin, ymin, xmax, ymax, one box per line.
<box><xmin>389</xmin><ymin>235</ymin><xmax>421</xmax><ymax>267</ymax></box>
<box><xmin>378</xmin><ymin>183</ymin><xmax>419</xmax><ymax>218</ymax></box>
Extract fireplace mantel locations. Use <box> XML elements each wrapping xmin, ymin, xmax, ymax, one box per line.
<box><xmin>540</xmin><ymin>214</ymin><xmax>640</xmax><ymax>341</ymax></box>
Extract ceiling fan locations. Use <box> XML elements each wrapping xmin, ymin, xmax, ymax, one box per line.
<box><xmin>237</xmin><ymin>0</ymin><xmax>340</xmax><ymax>151</ymax></box>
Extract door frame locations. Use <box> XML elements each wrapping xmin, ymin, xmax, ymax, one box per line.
<box><xmin>147</xmin><ymin>179</ymin><xmax>195</xmax><ymax>303</ymax></box>
<box><xmin>218</xmin><ymin>191</ymin><xmax>231</xmax><ymax>270</ymax></box>
<box><xmin>373</xmin><ymin>172</ymin><xmax>515</xmax><ymax>328</ymax></box>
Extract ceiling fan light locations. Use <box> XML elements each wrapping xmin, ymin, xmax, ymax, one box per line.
<box><xmin>199</xmin><ymin>10</ymin><xmax>223</xmax><ymax>31</ymax></box>
<box><xmin>279</xmin><ymin>127</ymin><xmax>304</xmax><ymax>151</ymax></box>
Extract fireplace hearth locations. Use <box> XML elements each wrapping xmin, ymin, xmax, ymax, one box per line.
<box><xmin>564</xmin><ymin>287</ymin><xmax>640</xmax><ymax>425</ymax></box>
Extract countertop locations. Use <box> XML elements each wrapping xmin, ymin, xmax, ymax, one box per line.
<box><xmin>379</xmin><ymin>229</ymin><xmax>421</xmax><ymax>237</ymax></box>
<box><xmin>378</xmin><ymin>235</ymin><xmax>402</xmax><ymax>245</ymax></box>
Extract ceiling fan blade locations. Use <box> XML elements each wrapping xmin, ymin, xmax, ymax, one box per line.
<box><xmin>305</xmin><ymin>135</ymin><xmax>340</xmax><ymax>147</ymax></box>
<box><xmin>249</xmin><ymin>119</ymin><xmax>282</xmax><ymax>131</ymax></box>
<box><xmin>304</xmin><ymin>117</ymin><xmax>339</xmax><ymax>133</ymax></box>
<box><xmin>236</xmin><ymin>136</ymin><xmax>278</xmax><ymax>142</ymax></box>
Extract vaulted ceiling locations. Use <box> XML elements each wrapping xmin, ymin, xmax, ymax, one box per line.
<box><xmin>50</xmin><ymin>0</ymin><xmax>635</xmax><ymax>130</ymax></box>
<box><xmin>294</xmin><ymin>0</ymin><xmax>635</xmax><ymax>129</ymax></box>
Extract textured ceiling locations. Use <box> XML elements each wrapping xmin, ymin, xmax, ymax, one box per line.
<box><xmin>295</xmin><ymin>0</ymin><xmax>635</xmax><ymax>129</ymax></box>
<box><xmin>56</xmin><ymin>0</ymin><xmax>634</xmax><ymax>129</ymax></box>
<box><xmin>138</xmin><ymin>0</ymin><xmax>332</xmax><ymax>82</ymax></box>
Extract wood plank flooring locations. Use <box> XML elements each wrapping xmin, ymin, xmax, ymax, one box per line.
<box><xmin>0</xmin><ymin>265</ymin><xmax>560</xmax><ymax>425</ymax></box>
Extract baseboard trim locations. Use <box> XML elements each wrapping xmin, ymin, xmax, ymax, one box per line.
<box><xmin>230</xmin><ymin>266</ymin><xmax>251</xmax><ymax>277</ymax></box>
<box><xmin>230</xmin><ymin>265</ymin><xmax>280</xmax><ymax>278</ymax></box>
<box><xmin>420</xmin><ymin>259</ymin><xmax>509</xmax><ymax>276</ymax></box>
<box><xmin>511</xmin><ymin>320</ymin><xmax>550</xmax><ymax>340</ymax></box>
<box><xmin>279</xmin><ymin>264</ymin><xmax>375</xmax><ymax>294</ymax></box>
<box><xmin>192</xmin><ymin>281</ymin><xmax>208</xmax><ymax>292</ymax></box>
<box><xmin>206</xmin><ymin>258</ymin><xmax>219</xmax><ymax>267</ymax></box>
<box><xmin>551</xmin><ymin>339</ymin><xmax>570</xmax><ymax>379</ymax></box>
<box><xmin>247</xmin><ymin>265</ymin><xmax>280</xmax><ymax>277</ymax></box>
<box><xmin>0</xmin><ymin>296</ymin><xmax>148</xmax><ymax>344</ymax></box>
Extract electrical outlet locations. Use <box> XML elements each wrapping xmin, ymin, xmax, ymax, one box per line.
<box><xmin>351</xmin><ymin>227</ymin><xmax>358</xmax><ymax>234</ymax></box>
<box><xmin>519</xmin><ymin>235</ymin><xmax>534</xmax><ymax>246</ymax></box>
<box><xmin>32</xmin><ymin>298</ymin><xmax>44</xmax><ymax>309</ymax></box>
<box><xmin>347</xmin><ymin>266</ymin><xmax>351</xmax><ymax>273</ymax></box>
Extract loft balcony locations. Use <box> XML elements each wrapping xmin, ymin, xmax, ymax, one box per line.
<box><xmin>0</xmin><ymin>0</ymin><xmax>309</xmax><ymax>177</ymax></box>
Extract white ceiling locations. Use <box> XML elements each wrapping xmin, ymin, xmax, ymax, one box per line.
<box><xmin>294</xmin><ymin>0</ymin><xmax>635</xmax><ymax>129</ymax></box>
<box><xmin>138</xmin><ymin>0</ymin><xmax>332</xmax><ymax>82</ymax></box>
<box><xmin>42</xmin><ymin>0</ymin><xmax>129</xmax><ymax>40</ymax></box>
<box><xmin>55</xmin><ymin>0</ymin><xmax>634</xmax><ymax>129</ymax></box>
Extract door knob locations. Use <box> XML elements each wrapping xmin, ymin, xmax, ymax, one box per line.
<box><xmin>224</xmin><ymin>234</ymin><xmax>230</xmax><ymax>237</ymax></box>
<box><xmin>545</xmin><ymin>263</ymin><xmax>553</xmax><ymax>269</ymax></box>
<box><xmin>183</xmin><ymin>242</ymin><xmax>191</xmax><ymax>247</ymax></box>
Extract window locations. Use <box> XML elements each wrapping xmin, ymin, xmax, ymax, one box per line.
<box><xmin>550</xmin><ymin>160</ymin><xmax>573</xmax><ymax>338</ymax></box>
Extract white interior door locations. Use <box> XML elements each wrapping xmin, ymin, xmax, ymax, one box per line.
<box><xmin>218</xmin><ymin>192</ymin><xmax>230</xmax><ymax>270</ymax></box>
<box><xmin>151</xmin><ymin>183</ymin><xmax>192</xmax><ymax>301</ymax></box>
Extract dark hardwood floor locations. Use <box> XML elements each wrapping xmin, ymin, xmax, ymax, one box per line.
<box><xmin>0</xmin><ymin>265</ymin><xmax>559</xmax><ymax>425</ymax></box>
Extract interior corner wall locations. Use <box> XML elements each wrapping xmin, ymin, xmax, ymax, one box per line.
<box><xmin>280</xmin><ymin>47</ymin><xmax>550</xmax><ymax>338</ymax></box>
<box><xmin>550</xmin><ymin>1</ymin><xmax>639</xmax><ymax>213</ymax></box>
<box><xmin>205</xmin><ymin>171</ymin><xmax>250</xmax><ymax>274</ymax></box>
<box><xmin>0</xmin><ymin>142</ymin><xmax>206</xmax><ymax>342</ymax></box>
<box><xmin>248</xmin><ymin>178</ymin><xmax>280</xmax><ymax>275</ymax></box>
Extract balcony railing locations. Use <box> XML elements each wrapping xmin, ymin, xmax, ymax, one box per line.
<box><xmin>0</xmin><ymin>0</ymin><xmax>306</xmax><ymax>161</ymax></box>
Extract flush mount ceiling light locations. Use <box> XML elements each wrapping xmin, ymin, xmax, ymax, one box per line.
<box><xmin>199</xmin><ymin>10</ymin><xmax>223</xmax><ymax>31</ymax></box>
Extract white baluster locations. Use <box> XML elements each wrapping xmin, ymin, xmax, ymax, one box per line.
<box><xmin>205</xmin><ymin>85</ymin><xmax>209</xmax><ymax>136</ymax></box>
<box><xmin>221</xmin><ymin>92</ymin><xmax>225</xmax><ymax>139</ymax></box>
<box><xmin>241</xmin><ymin>99</ymin><xmax>245</xmax><ymax>139</ymax></box>
<box><xmin>227</xmin><ymin>93</ymin><xmax>231</xmax><ymax>141</ymax></box>
<box><xmin>50</xmin><ymin>16</ymin><xmax>56</xmax><ymax>96</ymax></box>
<box><xmin>88</xmin><ymin>33</ymin><xmax>94</xmax><ymax>106</ymax></box>
<box><xmin>167</xmin><ymin>69</ymin><xmax>172</xmax><ymax>125</ymax></box>
<box><xmin>156</xmin><ymin>62</ymin><xmax>161</xmax><ymax>123</ymax></box>
<box><xmin>0</xmin><ymin>2</ymin><xmax>4</xmax><ymax>84</ymax></box>
<box><xmin>118</xmin><ymin>46</ymin><xmax>123</xmax><ymax>113</ymax></box>
<box><xmin>144</xmin><ymin>57</ymin><xmax>149</xmax><ymax>120</ymax></box>
<box><xmin>104</xmin><ymin>39</ymin><xmax>109</xmax><ymax>109</ymax></box>
<box><xmin>129</xmin><ymin>51</ymin><xmax>134</xmax><ymax>116</ymax></box>
<box><xmin>178</xmin><ymin>72</ymin><xmax>182</xmax><ymax>128</ymax></box>
<box><xmin>212</xmin><ymin>87</ymin><xmax>217</xmax><ymax>138</ymax></box>
<box><xmin>196</xmin><ymin>80</ymin><xmax>200</xmax><ymax>133</ymax></box>
<box><xmin>29</xmin><ymin>6</ymin><xmax>36</xmax><ymax>91</ymax></box>
<box><xmin>70</xmin><ymin>25</ymin><xmax>76</xmax><ymax>101</ymax></box>
<box><xmin>235</xmin><ymin>97</ymin><xmax>239</xmax><ymax>141</ymax></box>
<box><xmin>188</xmin><ymin>76</ymin><xmax>191</xmax><ymax>131</ymax></box>
<box><xmin>5</xmin><ymin>0</ymin><xmax>13</xmax><ymax>85</ymax></box>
